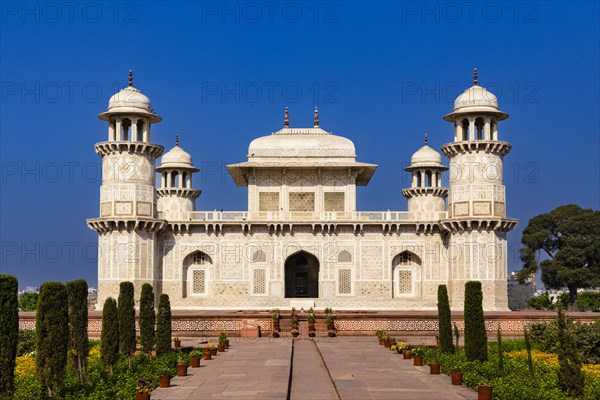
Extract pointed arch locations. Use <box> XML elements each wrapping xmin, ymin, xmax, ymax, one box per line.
<box><xmin>284</xmin><ymin>250</ymin><xmax>319</xmax><ymax>298</ymax></box>
<box><xmin>391</xmin><ymin>251</ymin><xmax>420</xmax><ymax>297</ymax></box>
<box><xmin>182</xmin><ymin>251</ymin><xmax>213</xmax><ymax>298</ymax></box>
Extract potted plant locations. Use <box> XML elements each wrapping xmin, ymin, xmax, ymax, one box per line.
<box><xmin>396</xmin><ymin>341</ymin><xmax>408</xmax><ymax>354</ymax></box>
<box><xmin>291</xmin><ymin>328</ymin><xmax>300</xmax><ymax>337</ymax></box>
<box><xmin>218</xmin><ymin>332</ymin><xmax>228</xmax><ymax>352</ymax></box>
<box><xmin>327</xmin><ymin>329</ymin><xmax>337</xmax><ymax>337</ymax></box>
<box><xmin>176</xmin><ymin>353</ymin><xmax>190</xmax><ymax>377</ymax></box>
<box><xmin>390</xmin><ymin>344</ymin><xmax>397</xmax><ymax>352</ymax></box>
<box><xmin>224</xmin><ymin>338</ymin><xmax>230</xmax><ymax>349</ymax></box>
<box><xmin>411</xmin><ymin>345</ymin><xmax>427</xmax><ymax>366</ymax></box>
<box><xmin>477</xmin><ymin>381</ymin><xmax>493</xmax><ymax>400</ymax></box>
<box><xmin>272</xmin><ymin>309</ymin><xmax>281</xmax><ymax>337</ymax></box>
<box><xmin>204</xmin><ymin>345</ymin><xmax>214</xmax><ymax>360</ymax></box>
<box><xmin>324</xmin><ymin>307</ymin><xmax>336</xmax><ymax>337</ymax></box>
<box><xmin>173</xmin><ymin>336</ymin><xmax>181</xmax><ymax>348</ymax></box>
<box><xmin>307</xmin><ymin>310</ymin><xmax>316</xmax><ymax>335</ymax></box>
<box><xmin>375</xmin><ymin>330</ymin><xmax>386</xmax><ymax>345</ymax></box>
<box><xmin>308</xmin><ymin>330</ymin><xmax>316</xmax><ymax>337</ymax></box>
<box><xmin>451</xmin><ymin>369</ymin><xmax>463</xmax><ymax>386</ymax></box>
<box><xmin>403</xmin><ymin>348</ymin><xmax>412</xmax><ymax>359</ymax></box>
<box><xmin>210</xmin><ymin>345</ymin><xmax>218</xmax><ymax>356</ymax></box>
<box><xmin>190</xmin><ymin>349</ymin><xmax>203</xmax><ymax>368</ymax></box>
<box><xmin>157</xmin><ymin>362</ymin><xmax>173</xmax><ymax>388</ymax></box>
<box><xmin>429</xmin><ymin>360</ymin><xmax>441</xmax><ymax>374</ymax></box>
<box><xmin>428</xmin><ymin>348</ymin><xmax>441</xmax><ymax>374</ymax></box>
<box><xmin>135</xmin><ymin>378</ymin><xmax>153</xmax><ymax>400</ymax></box>
<box><xmin>384</xmin><ymin>336</ymin><xmax>394</xmax><ymax>348</ymax></box>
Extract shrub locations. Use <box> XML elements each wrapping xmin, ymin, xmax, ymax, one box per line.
<box><xmin>437</xmin><ymin>284</ymin><xmax>454</xmax><ymax>354</ymax></box>
<box><xmin>36</xmin><ymin>282</ymin><xmax>69</xmax><ymax>398</ymax></box>
<box><xmin>155</xmin><ymin>294</ymin><xmax>172</xmax><ymax>357</ymax></box>
<box><xmin>117</xmin><ymin>282</ymin><xmax>136</xmax><ymax>368</ymax></box>
<box><xmin>556</xmin><ymin>308</ymin><xmax>585</xmax><ymax>398</ymax></box>
<box><xmin>464</xmin><ymin>281</ymin><xmax>487</xmax><ymax>362</ymax></box>
<box><xmin>577</xmin><ymin>292</ymin><xmax>600</xmax><ymax>312</ymax></box>
<box><xmin>66</xmin><ymin>279</ymin><xmax>89</xmax><ymax>382</ymax></box>
<box><xmin>100</xmin><ymin>297</ymin><xmax>119</xmax><ymax>374</ymax></box>
<box><xmin>139</xmin><ymin>284</ymin><xmax>155</xmax><ymax>354</ymax></box>
<box><xmin>17</xmin><ymin>330</ymin><xmax>36</xmax><ymax>356</ymax></box>
<box><xmin>0</xmin><ymin>274</ymin><xmax>19</xmax><ymax>399</ymax></box>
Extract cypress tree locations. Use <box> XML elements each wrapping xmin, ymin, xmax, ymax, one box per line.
<box><xmin>36</xmin><ymin>282</ymin><xmax>69</xmax><ymax>398</ymax></box>
<box><xmin>557</xmin><ymin>308</ymin><xmax>584</xmax><ymax>397</ymax></box>
<box><xmin>155</xmin><ymin>294</ymin><xmax>172</xmax><ymax>357</ymax></box>
<box><xmin>118</xmin><ymin>282</ymin><xmax>136</xmax><ymax>369</ymax></box>
<box><xmin>464</xmin><ymin>281</ymin><xmax>488</xmax><ymax>362</ymax></box>
<box><xmin>0</xmin><ymin>275</ymin><xmax>19</xmax><ymax>399</ymax></box>
<box><xmin>437</xmin><ymin>284</ymin><xmax>454</xmax><ymax>354</ymax></box>
<box><xmin>497</xmin><ymin>323</ymin><xmax>504</xmax><ymax>371</ymax></box>
<box><xmin>66</xmin><ymin>279</ymin><xmax>89</xmax><ymax>382</ymax></box>
<box><xmin>100</xmin><ymin>297</ymin><xmax>119</xmax><ymax>375</ymax></box>
<box><xmin>139</xmin><ymin>283</ymin><xmax>155</xmax><ymax>354</ymax></box>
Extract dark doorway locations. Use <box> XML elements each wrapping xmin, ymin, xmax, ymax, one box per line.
<box><xmin>284</xmin><ymin>251</ymin><xmax>319</xmax><ymax>298</ymax></box>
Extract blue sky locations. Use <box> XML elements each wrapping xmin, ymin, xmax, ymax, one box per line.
<box><xmin>1</xmin><ymin>1</ymin><xmax>598</xmax><ymax>289</ymax></box>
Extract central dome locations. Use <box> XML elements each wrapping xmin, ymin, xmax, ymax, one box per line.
<box><xmin>248</xmin><ymin>127</ymin><xmax>356</xmax><ymax>160</ymax></box>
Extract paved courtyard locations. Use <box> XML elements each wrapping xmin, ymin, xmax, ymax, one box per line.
<box><xmin>151</xmin><ymin>336</ymin><xmax>477</xmax><ymax>400</ymax></box>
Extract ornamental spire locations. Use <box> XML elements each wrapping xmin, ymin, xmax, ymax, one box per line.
<box><xmin>473</xmin><ymin>68</ymin><xmax>478</xmax><ymax>86</ymax></box>
<box><xmin>314</xmin><ymin>105</ymin><xmax>319</xmax><ymax>128</ymax></box>
<box><xmin>284</xmin><ymin>106</ymin><xmax>290</xmax><ymax>128</ymax></box>
<box><xmin>175</xmin><ymin>133</ymin><xmax>179</xmax><ymax>147</ymax></box>
<box><xmin>424</xmin><ymin>133</ymin><xmax>428</xmax><ymax>146</ymax></box>
<box><xmin>128</xmin><ymin>69</ymin><xmax>133</xmax><ymax>87</ymax></box>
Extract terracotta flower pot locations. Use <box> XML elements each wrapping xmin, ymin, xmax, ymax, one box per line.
<box><xmin>224</xmin><ymin>343</ymin><xmax>229</xmax><ymax>349</ymax></box>
<box><xmin>176</xmin><ymin>363</ymin><xmax>187</xmax><ymax>377</ymax></box>
<box><xmin>135</xmin><ymin>391</ymin><xmax>150</xmax><ymax>400</ymax></box>
<box><xmin>478</xmin><ymin>385</ymin><xmax>493</xmax><ymax>400</ymax></box>
<box><xmin>429</xmin><ymin>363</ymin><xmax>441</xmax><ymax>374</ymax></box>
<box><xmin>191</xmin><ymin>357</ymin><xmax>201</xmax><ymax>368</ymax></box>
<box><xmin>218</xmin><ymin>343</ymin><xmax>225</xmax><ymax>352</ymax></box>
<box><xmin>451</xmin><ymin>371</ymin><xmax>463</xmax><ymax>385</ymax></box>
<box><xmin>403</xmin><ymin>350</ymin><xmax>411</xmax><ymax>359</ymax></box>
<box><xmin>173</xmin><ymin>339</ymin><xmax>181</xmax><ymax>348</ymax></box>
<box><xmin>204</xmin><ymin>351</ymin><xmax>212</xmax><ymax>360</ymax></box>
<box><xmin>384</xmin><ymin>341</ymin><xmax>390</xmax><ymax>348</ymax></box>
<box><xmin>159</xmin><ymin>375</ymin><xmax>171</xmax><ymax>388</ymax></box>
<box><xmin>413</xmin><ymin>355</ymin><xmax>423</xmax><ymax>366</ymax></box>
<box><xmin>211</xmin><ymin>348</ymin><xmax>217</xmax><ymax>356</ymax></box>
<box><xmin>379</xmin><ymin>338</ymin><xmax>385</xmax><ymax>345</ymax></box>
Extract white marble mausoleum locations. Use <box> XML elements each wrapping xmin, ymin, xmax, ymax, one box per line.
<box><xmin>88</xmin><ymin>70</ymin><xmax>517</xmax><ymax>311</ymax></box>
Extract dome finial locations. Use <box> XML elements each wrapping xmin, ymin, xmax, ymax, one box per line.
<box><xmin>284</xmin><ymin>106</ymin><xmax>290</xmax><ymax>128</ymax></box>
<box><xmin>128</xmin><ymin>69</ymin><xmax>133</xmax><ymax>87</ymax></box>
<box><xmin>314</xmin><ymin>105</ymin><xmax>319</xmax><ymax>128</ymax></box>
<box><xmin>424</xmin><ymin>133</ymin><xmax>428</xmax><ymax>146</ymax></box>
<box><xmin>175</xmin><ymin>133</ymin><xmax>179</xmax><ymax>147</ymax></box>
<box><xmin>473</xmin><ymin>68</ymin><xmax>478</xmax><ymax>86</ymax></box>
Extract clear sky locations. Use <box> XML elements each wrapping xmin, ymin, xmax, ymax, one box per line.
<box><xmin>1</xmin><ymin>1</ymin><xmax>598</xmax><ymax>289</ymax></box>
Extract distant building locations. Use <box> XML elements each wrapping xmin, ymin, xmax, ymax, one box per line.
<box><xmin>88</xmin><ymin>70</ymin><xmax>517</xmax><ymax>311</ymax></box>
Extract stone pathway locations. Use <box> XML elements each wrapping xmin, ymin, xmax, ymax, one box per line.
<box><xmin>151</xmin><ymin>336</ymin><xmax>477</xmax><ymax>400</ymax></box>
<box><xmin>290</xmin><ymin>339</ymin><xmax>339</xmax><ymax>400</ymax></box>
<box><xmin>151</xmin><ymin>337</ymin><xmax>291</xmax><ymax>400</ymax></box>
<box><xmin>315</xmin><ymin>337</ymin><xmax>477</xmax><ymax>400</ymax></box>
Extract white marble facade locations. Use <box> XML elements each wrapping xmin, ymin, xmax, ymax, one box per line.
<box><xmin>88</xmin><ymin>70</ymin><xmax>517</xmax><ymax>311</ymax></box>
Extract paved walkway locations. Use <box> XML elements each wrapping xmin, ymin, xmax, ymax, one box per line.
<box><xmin>151</xmin><ymin>336</ymin><xmax>477</xmax><ymax>400</ymax></box>
<box><xmin>151</xmin><ymin>337</ymin><xmax>291</xmax><ymax>399</ymax></box>
<box><xmin>316</xmin><ymin>337</ymin><xmax>477</xmax><ymax>400</ymax></box>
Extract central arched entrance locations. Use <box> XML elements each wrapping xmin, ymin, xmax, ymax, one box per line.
<box><xmin>284</xmin><ymin>251</ymin><xmax>319</xmax><ymax>298</ymax></box>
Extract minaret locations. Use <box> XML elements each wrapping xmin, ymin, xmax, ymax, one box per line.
<box><xmin>441</xmin><ymin>69</ymin><xmax>517</xmax><ymax>311</ymax></box>
<box><xmin>87</xmin><ymin>71</ymin><xmax>165</xmax><ymax>309</ymax></box>
<box><xmin>402</xmin><ymin>133</ymin><xmax>448</xmax><ymax>221</ymax></box>
<box><xmin>156</xmin><ymin>135</ymin><xmax>201</xmax><ymax>221</ymax></box>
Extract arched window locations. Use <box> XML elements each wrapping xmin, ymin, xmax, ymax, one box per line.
<box><xmin>416</xmin><ymin>172</ymin><xmax>422</xmax><ymax>187</ymax></box>
<box><xmin>425</xmin><ymin>170</ymin><xmax>432</xmax><ymax>187</ymax></box>
<box><xmin>461</xmin><ymin>118</ymin><xmax>469</xmax><ymax>141</ymax></box>
<box><xmin>171</xmin><ymin>171</ymin><xmax>178</xmax><ymax>188</ymax></box>
<box><xmin>475</xmin><ymin>117</ymin><xmax>484</xmax><ymax>140</ymax></box>
<box><xmin>391</xmin><ymin>251</ymin><xmax>421</xmax><ymax>297</ymax></box>
<box><xmin>136</xmin><ymin>120</ymin><xmax>144</xmax><ymax>141</ymax></box>
<box><xmin>182</xmin><ymin>172</ymin><xmax>188</xmax><ymax>188</ymax></box>
<box><xmin>253</xmin><ymin>249</ymin><xmax>267</xmax><ymax>263</ymax></box>
<box><xmin>121</xmin><ymin>118</ymin><xmax>131</xmax><ymax>141</ymax></box>
<box><xmin>183</xmin><ymin>251</ymin><xmax>213</xmax><ymax>298</ymax></box>
<box><xmin>338</xmin><ymin>250</ymin><xmax>352</xmax><ymax>263</ymax></box>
